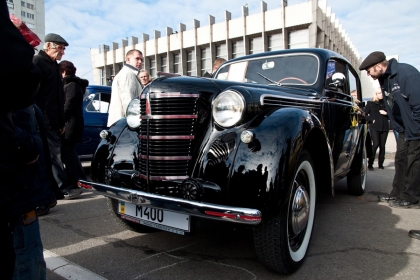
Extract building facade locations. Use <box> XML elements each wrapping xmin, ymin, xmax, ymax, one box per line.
<box><xmin>7</xmin><ymin>0</ymin><xmax>45</xmax><ymax>41</ymax></box>
<box><xmin>91</xmin><ymin>0</ymin><xmax>361</xmax><ymax>86</ymax></box>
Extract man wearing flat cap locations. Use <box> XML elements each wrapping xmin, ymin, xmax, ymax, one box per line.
<box><xmin>360</xmin><ymin>51</ymin><xmax>420</xmax><ymax>213</ymax></box>
<box><xmin>33</xmin><ymin>33</ymin><xmax>81</xmax><ymax>200</ymax></box>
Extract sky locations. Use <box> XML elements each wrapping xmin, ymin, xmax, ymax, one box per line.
<box><xmin>44</xmin><ymin>0</ymin><xmax>420</xmax><ymax>85</ymax></box>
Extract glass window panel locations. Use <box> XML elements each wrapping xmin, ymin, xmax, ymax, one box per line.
<box><xmin>250</xmin><ymin>37</ymin><xmax>263</xmax><ymax>54</ymax></box>
<box><xmin>268</xmin><ymin>34</ymin><xmax>283</xmax><ymax>51</ymax></box>
<box><xmin>289</xmin><ymin>29</ymin><xmax>309</xmax><ymax>49</ymax></box>
<box><xmin>216</xmin><ymin>44</ymin><xmax>227</xmax><ymax>60</ymax></box>
<box><xmin>232</xmin><ymin>41</ymin><xmax>244</xmax><ymax>58</ymax></box>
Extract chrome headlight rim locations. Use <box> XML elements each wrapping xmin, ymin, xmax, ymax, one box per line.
<box><xmin>212</xmin><ymin>90</ymin><xmax>245</xmax><ymax>128</ymax></box>
<box><xmin>126</xmin><ymin>98</ymin><xmax>141</xmax><ymax>129</ymax></box>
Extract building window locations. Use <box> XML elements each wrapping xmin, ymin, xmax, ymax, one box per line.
<box><xmin>232</xmin><ymin>41</ymin><xmax>244</xmax><ymax>58</ymax></box>
<box><xmin>288</xmin><ymin>29</ymin><xmax>309</xmax><ymax>49</ymax></box>
<box><xmin>149</xmin><ymin>58</ymin><xmax>156</xmax><ymax>77</ymax></box>
<box><xmin>26</xmin><ymin>13</ymin><xmax>34</xmax><ymax>19</ymax></box>
<box><xmin>173</xmin><ymin>53</ymin><xmax>181</xmax><ymax>74</ymax></box>
<box><xmin>249</xmin><ymin>37</ymin><xmax>263</xmax><ymax>54</ymax></box>
<box><xmin>161</xmin><ymin>56</ymin><xmax>167</xmax><ymax>72</ymax></box>
<box><xmin>186</xmin><ymin>50</ymin><xmax>196</xmax><ymax>76</ymax></box>
<box><xmin>21</xmin><ymin>11</ymin><xmax>25</xmax><ymax>17</ymax></box>
<box><xmin>26</xmin><ymin>3</ymin><xmax>34</xmax><ymax>9</ymax></box>
<box><xmin>26</xmin><ymin>22</ymin><xmax>35</xmax><ymax>29</ymax></box>
<box><xmin>216</xmin><ymin>44</ymin><xmax>227</xmax><ymax>60</ymax></box>
<box><xmin>200</xmin><ymin>47</ymin><xmax>211</xmax><ymax>76</ymax></box>
<box><xmin>268</xmin><ymin>34</ymin><xmax>283</xmax><ymax>51</ymax></box>
<box><xmin>21</xmin><ymin>1</ymin><xmax>24</xmax><ymax>6</ymax></box>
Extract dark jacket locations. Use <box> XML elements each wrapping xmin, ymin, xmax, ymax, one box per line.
<box><xmin>33</xmin><ymin>50</ymin><xmax>66</xmax><ymax>130</ymax></box>
<box><xmin>63</xmin><ymin>75</ymin><xmax>89</xmax><ymax>144</ymax></box>
<box><xmin>379</xmin><ymin>58</ymin><xmax>420</xmax><ymax>140</ymax></box>
<box><xmin>365</xmin><ymin>99</ymin><xmax>389</xmax><ymax>132</ymax></box>
<box><xmin>0</xmin><ymin>0</ymin><xmax>44</xmax><ymax>216</ymax></box>
<box><xmin>11</xmin><ymin>104</ymin><xmax>53</xmax><ymax>218</ymax></box>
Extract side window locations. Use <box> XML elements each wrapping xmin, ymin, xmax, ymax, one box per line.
<box><xmin>348</xmin><ymin>68</ymin><xmax>359</xmax><ymax>101</ymax></box>
<box><xmin>86</xmin><ymin>92</ymin><xmax>110</xmax><ymax>113</ymax></box>
<box><xmin>325</xmin><ymin>60</ymin><xmax>347</xmax><ymax>94</ymax></box>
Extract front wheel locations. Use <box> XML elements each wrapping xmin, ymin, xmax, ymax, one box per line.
<box><xmin>253</xmin><ymin>149</ymin><xmax>316</xmax><ymax>274</ymax></box>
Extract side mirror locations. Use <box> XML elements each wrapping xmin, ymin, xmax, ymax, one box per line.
<box><xmin>330</xmin><ymin>72</ymin><xmax>346</xmax><ymax>87</ymax></box>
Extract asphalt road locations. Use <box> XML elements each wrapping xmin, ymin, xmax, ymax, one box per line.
<box><xmin>42</xmin><ymin>135</ymin><xmax>420</xmax><ymax>280</ymax></box>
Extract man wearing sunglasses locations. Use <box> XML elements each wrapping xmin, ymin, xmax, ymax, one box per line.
<box><xmin>359</xmin><ymin>52</ymin><xmax>420</xmax><ymax>239</ymax></box>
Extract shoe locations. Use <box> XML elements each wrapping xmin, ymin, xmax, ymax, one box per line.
<box><xmin>388</xmin><ymin>199</ymin><xmax>402</xmax><ymax>207</ymax></box>
<box><xmin>378</xmin><ymin>165</ymin><xmax>384</xmax><ymax>169</ymax></box>
<box><xmin>389</xmin><ymin>200</ymin><xmax>420</xmax><ymax>209</ymax></box>
<box><xmin>378</xmin><ymin>195</ymin><xmax>397</xmax><ymax>202</ymax></box>
<box><xmin>61</xmin><ymin>188</ymin><xmax>83</xmax><ymax>200</ymax></box>
<box><xmin>409</xmin><ymin>230</ymin><xmax>420</xmax><ymax>240</ymax></box>
<box><xmin>368</xmin><ymin>165</ymin><xmax>374</xmax><ymax>171</ymax></box>
<box><xmin>36</xmin><ymin>199</ymin><xmax>57</xmax><ymax>216</ymax></box>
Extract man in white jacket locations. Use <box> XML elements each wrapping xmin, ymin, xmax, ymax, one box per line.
<box><xmin>107</xmin><ymin>49</ymin><xmax>143</xmax><ymax>127</ymax></box>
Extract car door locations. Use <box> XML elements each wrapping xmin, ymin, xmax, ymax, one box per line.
<box><xmin>77</xmin><ymin>89</ymin><xmax>111</xmax><ymax>160</ymax></box>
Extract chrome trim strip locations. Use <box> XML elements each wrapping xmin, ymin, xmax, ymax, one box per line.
<box><xmin>78</xmin><ymin>180</ymin><xmax>262</xmax><ymax>225</ymax></box>
<box><xmin>139</xmin><ymin>174</ymin><xmax>189</xmax><ymax>181</ymax></box>
<box><xmin>139</xmin><ymin>135</ymin><xmax>194</xmax><ymax>140</ymax></box>
<box><xmin>260</xmin><ymin>94</ymin><xmax>322</xmax><ymax>105</ymax></box>
<box><xmin>140</xmin><ymin>155</ymin><xmax>192</xmax><ymax>160</ymax></box>
<box><xmin>150</xmin><ymin>92</ymin><xmax>199</xmax><ymax>98</ymax></box>
<box><xmin>141</xmin><ymin>115</ymin><xmax>197</xmax><ymax>119</ymax></box>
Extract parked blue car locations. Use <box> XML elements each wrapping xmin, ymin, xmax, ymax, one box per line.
<box><xmin>76</xmin><ymin>85</ymin><xmax>111</xmax><ymax>161</ymax></box>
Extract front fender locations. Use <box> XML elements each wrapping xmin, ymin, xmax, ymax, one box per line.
<box><xmin>91</xmin><ymin>118</ymin><xmax>139</xmax><ymax>182</ymax></box>
<box><xmin>228</xmin><ymin>108</ymin><xmax>314</xmax><ymax>213</ymax></box>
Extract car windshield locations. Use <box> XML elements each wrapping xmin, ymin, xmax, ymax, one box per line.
<box><xmin>214</xmin><ymin>53</ymin><xmax>319</xmax><ymax>86</ymax></box>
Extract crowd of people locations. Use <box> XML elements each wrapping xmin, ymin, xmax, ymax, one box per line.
<box><xmin>1</xmin><ymin>0</ymin><xmax>88</xmax><ymax>277</ymax></box>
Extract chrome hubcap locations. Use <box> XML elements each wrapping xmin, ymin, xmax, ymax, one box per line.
<box><xmin>291</xmin><ymin>184</ymin><xmax>310</xmax><ymax>235</ymax></box>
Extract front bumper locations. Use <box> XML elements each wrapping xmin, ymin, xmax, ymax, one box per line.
<box><xmin>78</xmin><ymin>180</ymin><xmax>262</xmax><ymax>225</ymax></box>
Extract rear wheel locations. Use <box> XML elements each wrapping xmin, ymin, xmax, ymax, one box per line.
<box><xmin>253</xmin><ymin>149</ymin><xmax>316</xmax><ymax>274</ymax></box>
<box><xmin>347</xmin><ymin>144</ymin><xmax>367</xmax><ymax>196</ymax></box>
<box><xmin>107</xmin><ymin>198</ymin><xmax>156</xmax><ymax>233</ymax></box>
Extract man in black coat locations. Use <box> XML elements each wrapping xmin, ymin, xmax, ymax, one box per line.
<box><xmin>360</xmin><ymin>52</ymin><xmax>420</xmax><ymax>210</ymax></box>
<box><xmin>33</xmin><ymin>33</ymin><xmax>82</xmax><ymax>200</ymax></box>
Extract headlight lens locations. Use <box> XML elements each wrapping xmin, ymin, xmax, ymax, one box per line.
<box><xmin>212</xmin><ymin>90</ymin><xmax>245</xmax><ymax>127</ymax></box>
<box><xmin>126</xmin><ymin>98</ymin><xmax>141</xmax><ymax>129</ymax></box>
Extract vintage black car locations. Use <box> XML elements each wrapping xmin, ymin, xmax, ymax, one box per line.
<box><xmin>79</xmin><ymin>48</ymin><xmax>369</xmax><ymax>274</ymax></box>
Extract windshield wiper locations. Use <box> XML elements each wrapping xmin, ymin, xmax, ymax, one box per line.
<box><xmin>257</xmin><ymin>72</ymin><xmax>282</xmax><ymax>86</ymax></box>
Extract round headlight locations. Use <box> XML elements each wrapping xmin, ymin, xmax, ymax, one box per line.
<box><xmin>126</xmin><ymin>98</ymin><xmax>141</xmax><ymax>129</ymax></box>
<box><xmin>212</xmin><ymin>90</ymin><xmax>245</xmax><ymax>127</ymax></box>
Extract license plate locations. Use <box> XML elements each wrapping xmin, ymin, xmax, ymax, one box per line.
<box><xmin>118</xmin><ymin>201</ymin><xmax>190</xmax><ymax>235</ymax></box>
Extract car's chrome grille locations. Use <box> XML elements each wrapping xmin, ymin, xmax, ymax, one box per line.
<box><xmin>139</xmin><ymin>92</ymin><xmax>198</xmax><ymax>181</ymax></box>
<box><xmin>261</xmin><ymin>94</ymin><xmax>321</xmax><ymax>110</ymax></box>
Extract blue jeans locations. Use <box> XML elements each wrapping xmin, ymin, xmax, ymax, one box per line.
<box><xmin>12</xmin><ymin>211</ymin><xmax>46</xmax><ymax>280</ymax></box>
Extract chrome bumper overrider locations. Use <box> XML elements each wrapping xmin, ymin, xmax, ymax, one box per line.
<box><xmin>78</xmin><ymin>180</ymin><xmax>262</xmax><ymax>225</ymax></box>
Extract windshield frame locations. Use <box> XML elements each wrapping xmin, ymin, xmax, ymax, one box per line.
<box><xmin>214</xmin><ymin>52</ymin><xmax>320</xmax><ymax>87</ymax></box>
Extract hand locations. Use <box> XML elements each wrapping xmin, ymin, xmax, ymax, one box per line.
<box><xmin>379</xmin><ymin>110</ymin><xmax>387</xmax><ymax>115</ymax></box>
